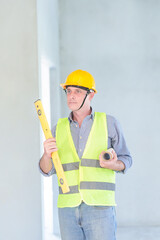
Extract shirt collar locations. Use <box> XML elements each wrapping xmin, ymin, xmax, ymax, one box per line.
<box><xmin>68</xmin><ymin>107</ymin><xmax>94</xmax><ymax>123</ymax></box>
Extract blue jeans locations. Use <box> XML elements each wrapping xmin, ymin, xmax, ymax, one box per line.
<box><xmin>58</xmin><ymin>202</ymin><xmax>117</xmax><ymax>240</ymax></box>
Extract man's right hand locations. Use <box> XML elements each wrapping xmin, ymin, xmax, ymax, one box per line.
<box><xmin>43</xmin><ymin>137</ymin><xmax>58</xmax><ymax>159</ymax></box>
<box><xmin>40</xmin><ymin>138</ymin><xmax>58</xmax><ymax>173</ymax></box>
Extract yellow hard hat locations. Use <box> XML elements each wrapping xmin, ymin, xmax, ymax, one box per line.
<box><xmin>60</xmin><ymin>69</ymin><xmax>97</xmax><ymax>93</ymax></box>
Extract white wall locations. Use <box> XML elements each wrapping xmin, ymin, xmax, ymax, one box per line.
<box><xmin>1</xmin><ymin>1</ymin><xmax>159</xmax><ymax>239</ymax></box>
<box><xmin>59</xmin><ymin>0</ymin><xmax>160</xmax><ymax>226</ymax></box>
<box><xmin>0</xmin><ymin>1</ymin><xmax>41</xmax><ymax>240</ymax></box>
<box><xmin>37</xmin><ymin>0</ymin><xmax>61</xmax><ymax>238</ymax></box>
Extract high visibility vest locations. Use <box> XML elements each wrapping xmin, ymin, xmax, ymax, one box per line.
<box><xmin>56</xmin><ymin>112</ymin><xmax>116</xmax><ymax>208</ymax></box>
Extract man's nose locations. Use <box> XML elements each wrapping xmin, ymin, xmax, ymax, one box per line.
<box><xmin>70</xmin><ymin>92</ymin><xmax>76</xmax><ymax>99</ymax></box>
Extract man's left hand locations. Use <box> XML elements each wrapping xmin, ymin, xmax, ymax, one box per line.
<box><xmin>99</xmin><ymin>149</ymin><xmax>125</xmax><ymax>172</ymax></box>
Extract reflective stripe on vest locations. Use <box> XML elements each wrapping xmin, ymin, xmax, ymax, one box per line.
<box><xmin>59</xmin><ymin>185</ymin><xmax>79</xmax><ymax>194</ymax></box>
<box><xmin>80</xmin><ymin>181</ymin><xmax>115</xmax><ymax>191</ymax></box>
<box><xmin>56</xmin><ymin>112</ymin><xmax>116</xmax><ymax>208</ymax></box>
<box><xmin>59</xmin><ymin>182</ymin><xmax>115</xmax><ymax>194</ymax></box>
<box><xmin>61</xmin><ymin>158</ymin><xmax>102</xmax><ymax>171</ymax></box>
<box><xmin>81</xmin><ymin>158</ymin><xmax>101</xmax><ymax>168</ymax></box>
<box><xmin>62</xmin><ymin>162</ymin><xmax>79</xmax><ymax>171</ymax></box>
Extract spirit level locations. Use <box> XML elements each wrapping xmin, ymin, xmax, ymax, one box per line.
<box><xmin>34</xmin><ymin>99</ymin><xmax>70</xmax><ymax>193</ymax></box>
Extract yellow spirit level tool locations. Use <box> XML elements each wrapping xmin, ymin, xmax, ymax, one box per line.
<box><xmin>34</xmin><ymin>99</ymin><xmax>70</xmax><ymax>193</ymax></box>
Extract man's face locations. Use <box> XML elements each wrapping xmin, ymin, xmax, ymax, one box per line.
<box><xmin>66</xmin><ymin>86</ymin><xmax>88</xmax><ymax>111</ymax></box>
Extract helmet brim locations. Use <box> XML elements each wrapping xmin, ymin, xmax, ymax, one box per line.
<box><xmin>60</xmin><ymin>83</ymin><xmax>66</xmax><ymax>89</ymax></box>
<box><xmin>60</xmin><ymin>83</ymin><xmax>97</xmax><ymax>93</ymax></box>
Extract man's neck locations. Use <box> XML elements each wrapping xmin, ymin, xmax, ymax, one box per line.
<box><xmin>72</xmin><ymin>107</ymin><xmax>92</xmax><ymax>127</ymax></box>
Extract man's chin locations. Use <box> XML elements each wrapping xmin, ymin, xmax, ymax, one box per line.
<box><xmin>68</xmin><ymin>103</ymin><xmax>79</xmax><ymax>111</ymax></box>
<box><xmin>68</xmin><ymin>106</ymin><xmax>80</xmax><ymax>112</ymax></box>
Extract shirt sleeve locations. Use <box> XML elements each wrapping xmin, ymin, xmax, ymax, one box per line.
<box><xmin>107</xmin><ymin>115</ymin><xmax>132</xmax><ymax>174</ymax></box>
<box><xmin>38</xmin><ymin>124</ymin><xmax>57</xmax><ymax>177</ymax></box>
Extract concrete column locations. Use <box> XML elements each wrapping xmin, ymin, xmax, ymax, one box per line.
<box><xmin>0</xmin><ymin>1</ymin><xmax>41</xmax><ymax>239</ymax></box>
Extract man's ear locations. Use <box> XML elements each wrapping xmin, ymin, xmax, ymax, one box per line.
<box><xmin>89</xmin><ymin>92</ymin><xmax>95</xmax><ymax>101</ymax></box>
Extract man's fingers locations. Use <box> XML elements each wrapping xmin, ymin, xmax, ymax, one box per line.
<box><xmin>43</xmin><ymin>138</ymin><xmax>58</xmax><ymax>158</ymax></box>
<box><xmin>112</xmin><ymin>150</ymin><xmax>117</xmax><ymax>161</ymax></box>
<box><xmin>45</xmin><ymin>145</ymin><xmax>58</xmax><ymax>150</ymax></box>
<box><xmin>44</xmin><ymin>138</ymin><xmax>57</xmax><ymax>148</ymax></box>
<box><xmin>45</xmin><ymin>138</ymin><xmax>56</xmax><ymax>143</ymax></box>
<box><xmin>45</xmin><ymin>144</ymin><xmax>58</xmax><ymax>151</ymax></box>
<box><xmin>47</xmin><ymin>145</ymin><xmax>58</xmax><ymax>151</ymax></box>
<box><xmin>46</xmin><ymin>142</ymin><xmax>57</xmax><ymax>148</ymax></box>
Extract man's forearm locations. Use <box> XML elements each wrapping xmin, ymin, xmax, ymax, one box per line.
<box><xmin>40</xmin><ymin>154</ymin><xmax>53</xmax><ymax>174</ymax></box>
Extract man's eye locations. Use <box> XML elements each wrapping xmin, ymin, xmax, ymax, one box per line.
<box><xmin>66</xmin><ymin>89</ymin><xmax>71</xmax><ymax>94</ymax></box>
<box><xmin>76</xmin><ymin>89</ymin><xmax>81</xmax><ymax>94</ymax></box>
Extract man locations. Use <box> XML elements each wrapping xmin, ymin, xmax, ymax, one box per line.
<box><xmin>39</xmin><ymin>69</ymin><xmax>132</xmax><ymax>240</ymax></box>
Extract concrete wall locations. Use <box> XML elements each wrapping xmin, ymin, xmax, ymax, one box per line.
<box><xmin>59</xmin><ymin>0</ymin><xmax>160</xmax><ymax>226</ymax></box>
<box><xmin>0</xmin><ymin>1</ymin><xmax>41</xmax><ymax>240</ymax></box>
<box><xmin>37</xmin><ymin>0</ymin><xmax>61</xmax><ymax>238</ymax></box>
<box><xmin>37</xmin><ymin>0</ymin><xmax>61</xmax><ymax>123</ymax></box>
<box><xmin>1</xmin><ymin>1</ymin><xmax>159</xmax><ymax>239</ymax></box>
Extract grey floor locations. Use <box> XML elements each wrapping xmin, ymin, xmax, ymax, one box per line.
<box><xmin>117</xmin><ymin>227</ymin><xmax>160</xmax><ymax>240</ymax></box>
